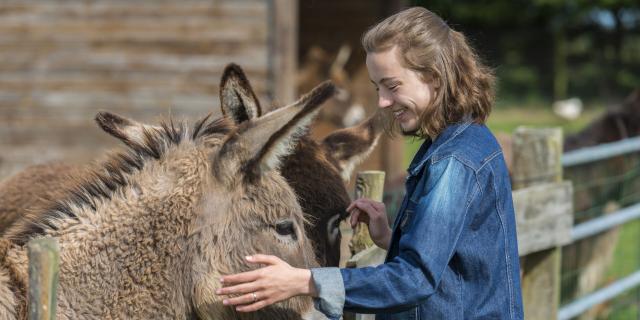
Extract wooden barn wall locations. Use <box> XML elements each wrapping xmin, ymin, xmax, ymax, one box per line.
<box><xmin>0</xmin><ymin>0</ymin><xmax>294</xmax><ymax>179</ymax></box>
<box><xmin>299</xmin><ymin>0</ymin><xmax>408</xmax><ymax>186</ymax></box>
<box><xmin>299</xmin><ymin>0</ymin><xmax>399</xmax><ymax>71</ymax></box>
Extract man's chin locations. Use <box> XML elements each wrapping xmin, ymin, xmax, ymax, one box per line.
<box><xmin>399</xmin><ymin>125</ymin><xmax>419</xmax><ymax>137</ymax></box>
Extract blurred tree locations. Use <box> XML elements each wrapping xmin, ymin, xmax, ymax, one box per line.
<box><xmin>411</xmin><ymin>0</ymin><xmax>640</xmax><ymax>104</ymax></box>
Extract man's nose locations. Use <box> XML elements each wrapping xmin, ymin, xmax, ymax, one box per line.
<box><xmin>377</xmin><ymin>91</ymin><xmax>393</xmax><ymax>109</ymax></box>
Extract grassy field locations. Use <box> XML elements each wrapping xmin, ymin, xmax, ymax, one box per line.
<box><xmin>601</xmin><ymin>219</ymin><xmax>640</xmax><ymax>319</ymax></box>
<box><xmin>403</xmin><ymin>105</ymin><xmax>604</xmax><ymax>167</ymax></box>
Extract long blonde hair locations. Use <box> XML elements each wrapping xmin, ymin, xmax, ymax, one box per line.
<box><xmin>362</xmin><ymin>7</ymin><xmax>495</xmax><ymax>138</ymax></box>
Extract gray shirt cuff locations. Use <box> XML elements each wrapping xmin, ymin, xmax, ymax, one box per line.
<box><xmin>310</xmin><ymin>267</ymin><xmax>345</xmax><ymax>319</ymax></box>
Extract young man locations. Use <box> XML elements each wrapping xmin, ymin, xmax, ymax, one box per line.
<box><xmin>216</xmin><ymin>7</ymin><xmax>524</xmax><ymax>319</ymax></box>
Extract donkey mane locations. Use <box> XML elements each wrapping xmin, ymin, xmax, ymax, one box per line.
<box><xmin>11</xmin><ymin>113</ymin><xmax>234</xmax><ymax>245</ymax></box>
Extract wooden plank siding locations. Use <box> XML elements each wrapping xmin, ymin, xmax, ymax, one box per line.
<box><xmin>0</xmin><ymin>0</ymin><xmax>296</xmax><ymax>179</ymax></box>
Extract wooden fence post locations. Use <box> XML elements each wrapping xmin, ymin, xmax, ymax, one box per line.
<box><xmin>512</xmin><ymin>127</ymin><xmax>564</xmax><ymax>320</ymax></box>
<box><xmin>27</xmin><ymin>237</ymin><xmax>59</xmax><ymax>320</ymax></box>
<box><xmin>349</xmin><ymin>170</ymin><xmax>385</xmax><ymax>254</ymax></box>
<box><xmin>343</xmin><ymin>170</ymin><xmax>385</xmax><ymax>320</ymax></box>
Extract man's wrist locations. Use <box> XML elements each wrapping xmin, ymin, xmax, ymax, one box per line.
<box><xmin>374</xmin><ymin>227</ymin><xmax>392</xmax><ymax>250</ymax></box>
<box><xmin>297</xmin><ymin>268</ymin><xmax>317</xmax><ymax>297</ymax></box>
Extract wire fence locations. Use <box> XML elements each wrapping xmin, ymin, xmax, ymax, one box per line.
<box><xmin>560</xmin><ymin>149</ymin><xmax>640</xmax><ymax>319</ymax></box>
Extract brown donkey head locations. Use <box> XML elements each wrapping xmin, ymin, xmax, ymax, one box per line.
<box><xmin>220</xmin><ymin>63</ymin><xmax>382</xmax><ymax>267</ymax></box>
<box><xmin>2</xmin><ymin>83</ymin><xmax>335</xmax><ymax>320</ymax></box>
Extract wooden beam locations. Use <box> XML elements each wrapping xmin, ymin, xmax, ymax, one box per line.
<box><xmin>346</xmin><ymin>245</ymin><xmax>386</xmax><ymax>268</ymax></box>
<box><xmin>27</xmin><ymin>237</ymin><xmax>60</xmax><ymax>320</ymax></box>
<box><xmin>350</xmin><ymin>170</ymin><xmax>386</xmax><ymax>254</ymax></box>
<box><xmin>268</xmin><ymin>0</ymin><xmax>298</xmax><ymax>104</ymax></box>
<box><xmin>513</xmin><ymin>181</ymin><xmax>573</xmax><ymax>255</ymax></box>
<box><xmin>511</xmin><ymin>127</ymin><xmax>563</xmax><ymax>189</ymax></box>
<box><xmin>512</xmin><ymin>127</ymin><xmax>565</xmax><ymax>320</ymax></box>
<box><xmin>346</xmin><ymin>170</ymin><xmax>386</xmax><ymax>320</ymax></box>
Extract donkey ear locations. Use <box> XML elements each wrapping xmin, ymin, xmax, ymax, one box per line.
<box><xmin>95</xmin><ymin>112</ymin><xmax>160</xmax><ymax>147</ymax></box>
<box><xmin>219</xmin><ymin>63</ymin><xmax>262</xmax><ymax>123</ymax></box>
<box><xmin>216</xmin><ymin>81</ymin><xmax>335</xmax><ymax>181</ymax></box>
<box><xmin>321</xmin><ymin>112</ymin><xmax>383</xmax><ymax>181</ymax></box>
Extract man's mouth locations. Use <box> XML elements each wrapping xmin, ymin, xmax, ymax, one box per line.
<box><xmin>392</xmin><ymin>109</ymin><xmax>406</xmax><ymax>119</ymax></box>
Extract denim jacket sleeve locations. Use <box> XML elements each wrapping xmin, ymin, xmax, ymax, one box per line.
<box><xmin>339</xmin><ymin>156</ymin><xmax>480</xmax><ymax>314</ymax></box>
<box><xmin>310</xmin><ymin>267</ymin><xmax>345</xmax><ymax>320</ymax></box>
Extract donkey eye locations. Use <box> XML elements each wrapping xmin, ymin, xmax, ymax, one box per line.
<box><xmin>275</xmin><ymin>221</ymin><xmax>297</xmax><ymax>239</ymax></box>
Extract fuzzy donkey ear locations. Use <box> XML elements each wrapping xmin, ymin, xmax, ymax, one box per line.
<box><xmin>95</xmin><ymin>111</ymin><xmax>161</xmax><ymax>147</ymax></box>
<box><xmin>219</xmin><ymin>63</ymin><xmax>262</xmax><ymax>124</ymax></box>
<box><xmin>321</xmin><ymin>112</ymin><xmax>383</xmax><ymax>182</ymax></box>
<box><xmin>216</xmin><ymin>81</ymin><xmax>335</xmax><ymax>182</ymax></box>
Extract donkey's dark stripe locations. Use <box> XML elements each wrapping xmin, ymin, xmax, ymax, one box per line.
<box><xmin>95</xmin><ymin>112</ymin><xmax>132</xmax><ymax>143</ymax></box>
<box><xmin>192</xmin><ymin>113</ymin><xmax>212</xmax><ymax>140</ymax></box>
<box><xmin>141</xmin><ymin>129</ymin><xmax>163</xmax><ymax>159</ymax></box>
<box><xmin>197</xmin><ymin>117</ymin><xmax>234</xmax><ymax>140</ymax></box>
<box><xmin>10</xmin><ymin>115</ymin><xmax>235</xmax><ymax>245</ymax></box>
<box><xmin>233</xmin><ymin>91</ymin><xmax>251</xmax><ymax>122</ymax></box>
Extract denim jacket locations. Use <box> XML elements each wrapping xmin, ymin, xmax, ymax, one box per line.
<box><xmin>311</xmin><ymin>120</ymin><xmax>524</xmax><ymax>320</ymax></box>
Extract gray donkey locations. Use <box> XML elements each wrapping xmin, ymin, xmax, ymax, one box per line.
<box><xmin>0</xmin><ymin>64</ymin><xmax>382</xmax><ymax>267</ymax></box>
<box><xmin>0</xmin><ymin>82</ymin><xmax>334</xmax><ymax>320</ymax></box>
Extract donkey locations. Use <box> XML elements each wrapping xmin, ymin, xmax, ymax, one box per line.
<box><xmin>564</xmin><ymin>88</ymin><xmax>640</xmax><ymax>151</ymax></box>
<box><xmin>0</xmin><ymin>82</ymin><xmax>334</xmax><ymax>320</ymax></box>
<box><xmin>0</xmin><ymin>162</ymin><xmax>85</xmax><ymax>234</ymax></box>
<box><xmin>218</xmin><ymin>63</ymin><xmax>381</xmax><ymax>266</ymax></box>
<box><xmin>0</xmin><ymin>64</ymin><xmax>382</xmax><ymax>267</ymax></box>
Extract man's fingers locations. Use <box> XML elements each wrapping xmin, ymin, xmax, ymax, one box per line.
<box><xmin>219</xmin><ymin>270</ymin><xmax>260</xmax><ymax>286</ymax></box>
<box><xmin>217</xmin><ymin>281</ymin><xmax>260</xmax><ymax>295</ymax></box>
<box><xmin>246</xmin><ymin>254</ymin><xmax>281</xmax><ymax>265</ymax></box>
<box><xmin>358</xmin><ymin>201</ymin><xmax>378</xmax><ymax>216</ymax></box>
<box><xmin>235</xmin><ymin>299</ymin><xmax>271</xmax><ymax>312</ymax></box>
<box><xmin>223</xmin><ymin>292</ymin><xmax>262</xmax><ymax>307</ymax></box>
<box><xmin>350</xmin><ymin>209</ymin><xmax>360</xmax><ymax>228</ymax></box>
<box><xmin>346</xmin><ymin>198</ymin><xmax>370</xmax><ymax>212</ymax></box>
<box><xmin>372</xmin><ymin>201</ymin><xmax>385</xmax><ymax>211</ymax></box>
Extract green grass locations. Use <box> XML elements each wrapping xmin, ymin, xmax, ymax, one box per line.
<box><xmin>403</xmin><ymin>106</ymin><xmax>604</xmax><ymax>167</ymax></box>
<box><xmin>607</xmin><ymin>221</ymin><xmax>640</xmax><ymax>279</ymax></box>
<box><xmin>602</xmin><ymin>220</ymin><xmax>640</xmax><ymax>319</ymax></box>
<box><xmin>486</xmin><ymin>106</ymin><xmax>603</xmax><ymax>135</ymax></box>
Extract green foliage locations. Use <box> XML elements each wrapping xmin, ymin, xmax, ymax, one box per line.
<box><xmin>409</xmin><ymin>1</ymin><xmax>640</xmax><ymax>102</ymax></box>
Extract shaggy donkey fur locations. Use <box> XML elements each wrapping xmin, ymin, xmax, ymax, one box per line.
<box><xmin>0</xmin><ymin>64</ymin><xmax>382</xmax><ymax>267</ymax></box>
<box><xmin>0</xmin><ymin>163</ymin><xmax>85</xmax><ymax>234</ymax></box>
<box><xmin>0</xmin><ymin>82</ymin><xmax>335</xmax><ymax>320</ymax></box>
<box><xmin>219</xmin><ymin>64</ymin><xmax>382</xmax><ymax>266</ymax></box>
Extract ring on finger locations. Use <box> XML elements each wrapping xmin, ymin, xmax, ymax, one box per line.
<box><xmin>252</xmin><ymin>292</ymin><xmax>258</xmax><ymax>303</ymax></box>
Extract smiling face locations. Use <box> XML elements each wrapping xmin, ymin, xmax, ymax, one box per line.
<box><xmin>366</xmin><ymin>46</ymin><xmax>435</xmax><ymax>136</ymax></box>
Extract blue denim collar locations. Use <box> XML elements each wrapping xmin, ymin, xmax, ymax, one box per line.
<box><xmin>407</xmin><ymin>119</ymin><xmax>473</xmax><ymax>177</ymax></box>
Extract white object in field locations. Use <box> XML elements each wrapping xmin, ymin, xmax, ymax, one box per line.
<box><xmin>553</xmin><ymin>97</ymin><xmax>583</xmax><ymax>121</ymax></box>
